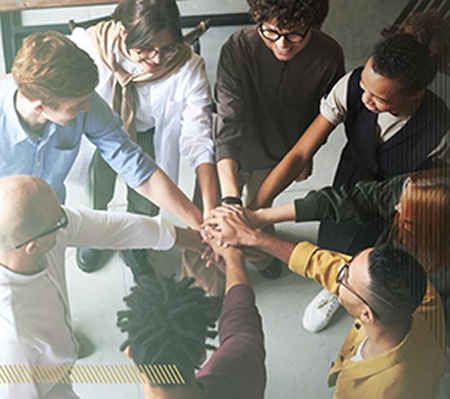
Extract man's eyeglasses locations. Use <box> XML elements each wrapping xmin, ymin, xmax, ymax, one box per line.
<box><xmin>336</xmin><ymin>263</ymin><xmax>380</xmax><ymax>319</ymax></box>
<box><xmin>136</xmin><ymin>42</ymin><xmax>182</xmax><ymax>64</ymax></box>
<box><xmin>15</xmin><ymin>208</ymin><xmax>68</xmax><ymax>250</ymax></box>
<box><xmin>258</xmin><ymin>24</ymin><xmax>310</xmax><ymax>44</ymax></box>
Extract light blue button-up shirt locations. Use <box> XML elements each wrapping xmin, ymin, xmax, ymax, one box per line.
<box><xmin>0</xmin><ymin>78</ymin><xmax>157</xmax><ymax>202</ymax></box>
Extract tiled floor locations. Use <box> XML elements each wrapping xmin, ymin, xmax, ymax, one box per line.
<box><xmin>56</xmin><ymin>0</ymin><xmax>450</xmax><ymax>397</ymax></box>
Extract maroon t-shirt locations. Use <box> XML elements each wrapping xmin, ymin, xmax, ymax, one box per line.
<box><xmin>196</xmin><ymin>284</ymin><xmax>266</xmax><ymax>398</ymax></box>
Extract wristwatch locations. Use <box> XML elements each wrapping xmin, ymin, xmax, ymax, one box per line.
<box><xmin>221</xmin><ymin>196</ymin><xmax>243</xmax><ymax>206</ymax></box>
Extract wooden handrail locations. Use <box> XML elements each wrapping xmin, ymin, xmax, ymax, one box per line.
<box><xmin>0</xmin><ymin>0</ymin><xmax>117</xmax><ymax>12</ymax></box>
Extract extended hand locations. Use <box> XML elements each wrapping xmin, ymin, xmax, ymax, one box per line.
<box><xmin>202</xmin><ymin>205</ymin><xmax>258</xmax><ymax>247</ymax></box>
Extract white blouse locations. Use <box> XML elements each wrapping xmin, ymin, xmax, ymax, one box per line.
<box><xmin>70</xmin><ymin>27</ymin><xmax>214</xmax><ymax>184</ymax></box>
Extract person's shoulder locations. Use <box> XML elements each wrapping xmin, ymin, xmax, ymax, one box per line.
<box><xmin>223</xmin><ymin>26</ymin><xmax>258</xmax><ymax>52</ymax></box>
<box><xmin>183</xmin><ymin>52</ymin><xmax>206</xmax><ymax>71</ymax></box>
<box><xmin>172</xmin><ymin>52</ymin><xmax>209</xmax><ymax>88</ymax></box>
<box><xmin>70</xmin><ymin>27</ymin><xmax>96</xmax><ymax>56</ymax></box>
<box><xmin>0</xmin><ymin>76</ymin><xmax>16</xmax><ymax>115</ymax></box>
<box><xmin>311</xmin><ymin>29</ymin><xmax>344</xmax><ymax>60</ymax></box>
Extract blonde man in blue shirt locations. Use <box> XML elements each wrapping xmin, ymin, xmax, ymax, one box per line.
<box><xmin>1</xmin><ymin>31</ymin><xmax>202</xmax><ymax>240</ymax></box>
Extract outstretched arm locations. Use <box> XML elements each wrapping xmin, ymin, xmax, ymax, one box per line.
<box><xmin>135</xmin><ymin>168</ymin><xmax>203</xmax><ymax>230</ymax></box>
<box><xmin>208</xmin><ymin>239</ymin><xmax>250</xmax><ymax>293</ymax></box>
<box><xmin>217</xmin><ymin>158</ymin><xmax>240</xmax><ymax>198</ymax></box>
<box><xmin>250</xmin><ymin>114</ymin><xmax>336</xmax><ymax>209</ymax></box>
<box><xmin>195</xmin><ymin>163</ymin><xmax>219</xmax><ymax>216</ymax></box>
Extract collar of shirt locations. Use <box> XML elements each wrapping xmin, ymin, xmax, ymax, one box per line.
<box><xmin>5</xmin><ymin>86</ymin><xmax>29</xmax><ymax>145</ymax></box>
<box><xmin>4</xmin><ymin>82</ymin><xmax>58</xmax><ymax>146</ymax></box>
<box><xmin>0</xmin><ymin>262</ymin><xmax>48</xmax><ymax>285</ymax></box>
<box><xmin>328</xmin><ymin>314</ymin><xmax>445</xmax><ymax>385</ymax></box>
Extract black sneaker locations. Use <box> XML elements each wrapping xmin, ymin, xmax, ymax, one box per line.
<box><xmin>259</xmin><ymin>258</ymin><xmax>283</xmax><ymax>279</ymax></box>
<box><xmin>120</xmin><ymin>249</ymin><xmax>156</xmax><ymax>280</ymax></box>
<box><xmin>76</xmin><ymin>248</ymin><xmax>102</xmax><ymax>273</ymax></box>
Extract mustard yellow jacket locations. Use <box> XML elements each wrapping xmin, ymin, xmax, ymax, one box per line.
<box><xmin>289</xmin><ymin>242</ymin><xmax>446</xmax><ymax>399</ymax></box>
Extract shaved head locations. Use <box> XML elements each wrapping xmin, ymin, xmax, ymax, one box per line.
<box><xmin>0</xmin><ymin>176</ymin><xmax>60</xmax><ymax>250</ymax></box>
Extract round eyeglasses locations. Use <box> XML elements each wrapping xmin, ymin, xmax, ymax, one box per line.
<box><xmin>258</xmin><ymin>24</ymin><xmax>310</xmax><ymax>44</ymax></box>
<box><xmin>136</xmin><ymin>42</ymin><xmax>182</xmax><ymax>64</ymax></box>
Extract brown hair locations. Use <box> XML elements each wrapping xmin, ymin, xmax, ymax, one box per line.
<box><xmin>391</xmin><ymin>168</ymin><xmax>450</xmax><ymax>273</ymax></box>
<box><xmin>403</xmin><ymin>9</ymin><xmax>450</xmax><ymax>71</ymax></box>
<box><xmin>12</xmin><ymin>31</ymin><xmax>98</xmax><ymax>109</ymax></box>
<box><xmin>112</xmin><ymin>0</ymin><xmax>183</xmax><ymax>50</ymax></box>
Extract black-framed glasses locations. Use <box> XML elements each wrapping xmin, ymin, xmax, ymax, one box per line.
<box><xmin>258</xmin><ymin>24</ymin><xmax>310</xmax><ymax>44</ymax></box>
<box><xmin>136</xmin><ymin>42</ymin><xmax>182</xmax><ymax>63</ymax></box>
<box><xmin>15</xmin><ymin>208</ymin><xmax>68</xmax><ymax>250</ymax></box>
<box><xmin>336</xmin><ymin>263</ymin><xmax>380</xmax><ymax>319</ymax></box>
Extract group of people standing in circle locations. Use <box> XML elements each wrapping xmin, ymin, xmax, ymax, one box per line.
<box><xmin>0</xmin><ymin>0</ymin><xmax>449</xmax><ymax>398</ymax></box>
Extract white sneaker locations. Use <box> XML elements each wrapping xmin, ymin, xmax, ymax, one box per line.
<box><xmin>302</xmin><ymin>288</ymin><xmax>340</xmax><ymax>333</ymax></box>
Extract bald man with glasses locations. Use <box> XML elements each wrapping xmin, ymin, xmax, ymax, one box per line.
<box><xmin>203</xmin><ymin>209</ymin><xmax>446</xmax><ymax>398</ymax></box>
<box><xmin>0</xmin><ymin>175</ymin><xmax>204</xmax><ymax>399</ymax></box>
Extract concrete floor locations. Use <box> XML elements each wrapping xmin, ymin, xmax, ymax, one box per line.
<box><xmin>54</xmin><ymin>0</ymin><xmax>447</xmax><ymax>397</ymax></box>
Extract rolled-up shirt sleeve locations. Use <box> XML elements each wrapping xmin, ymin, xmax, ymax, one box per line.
<box><xmin>320</xmin><ymin>71</ymin><xmax>352</xmax><ymax>126</ymax></box>
<box><xmin>83</xmin><ymin>92</ymin><xmax>157</xmax><ymax>188</ymax></box>
<box><xmin>64</xmin><ymin>206</ymin><xmax>176</xmax><ymax>251</ymax></box>
<box><xmin>288</xmin><ymin>242</ymin><xmax>351</xmax><ymax>296</ymax></box>
<box><xmin>214</xmin><ymin>40</ymin><xmax>245</xmax><ymax>164</ymax></box>
<box><xmin>294</xmin><ymin>175</ymin><xmax>405</xmax><ymax>224</ymax></box>
<box><xmin>179</xmin><ymin>56</ymin><xmax>215</xmax><ymax>171</ymax></box>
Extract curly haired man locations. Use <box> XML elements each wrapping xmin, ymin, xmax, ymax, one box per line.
<box><xmin>212</xmin><ymin>0</ymin><xmax>345</xmax><ymax>279</ymax></box>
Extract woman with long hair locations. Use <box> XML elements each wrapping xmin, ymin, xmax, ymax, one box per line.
<box><xmin>70</xmin><ymin>0</ymin><xmax>217</xmax><ymax>280</ymax></box>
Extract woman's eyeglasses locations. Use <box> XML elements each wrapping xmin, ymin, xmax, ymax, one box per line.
<box><xmin>136</xmin><ymin>43</ymin><xmax>182</xmax><ymax>64</ymax></box>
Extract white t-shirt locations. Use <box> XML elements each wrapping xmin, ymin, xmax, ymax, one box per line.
<box><xmin>0</xmin><ymin>207</ymin><xmax>176</xmax><ymax>399</ymax></box>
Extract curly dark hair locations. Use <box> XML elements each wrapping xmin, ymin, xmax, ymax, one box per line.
<box><xmin>112</xmin><ymin>0</ymin><xmax>183</xmax><ymax>50</ymax></box>
<box><xmin>373</xmin><ymin>10</ymin><xmax>450</xmax><ymax>93</ymax></box>
<box><xmin>246</xmin><ymin>0</ymin><xmax>329</xmax><ymax>30</ymax></box>
<box><xmin>367</xmin><ymin>243</ymin><xmax>427</xmax><ymax>324</ymax></box>
<box><xmin>117</xmin><ymin>275</ymin><xmax>217</xmax><ymax>384</ymax></box>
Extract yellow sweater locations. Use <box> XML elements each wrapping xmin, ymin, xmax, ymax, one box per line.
<box><xmin>289</xmin><ymin>242</ymin><xmax>446</xmax><ymax>399</ymax></box>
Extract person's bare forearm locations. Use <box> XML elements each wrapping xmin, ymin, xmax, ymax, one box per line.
<box><xmin>250</xmin><ymin>115</ymin><xmax>335</xmax><ymax>209</ymax></box>
<box><xmin>243</xmin><ymin>229</ymin><xmax>296</xmax><ymax>265</ymax></box>
<box><xmin>195</xmin><ymin>163</ymin><xmax>218</xmax><ymax>214</ymax></box>
<box><xmin>254</xmin><ymin>203</ymin><xmax>296</xmax><ymax>226</ymax></box>
<box><xmin>217</xmin><ymin>158</ymin><xmax>240</xmax><ymax>198</ymax></box>
<box><xmin>135</xmin><ymin>168</ymin><xmax>203</xmax><ymax>230</ymax></box>
<box><xmin>223</xmin><ymin>250</ymin><xmax>252</xmax><ymax>293</ymax></box>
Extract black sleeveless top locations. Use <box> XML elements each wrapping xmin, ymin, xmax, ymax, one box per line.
<box><xmin>333</xmin><ymin>67</ymin><xmax>449</xmax><ymax>188</ymax></box>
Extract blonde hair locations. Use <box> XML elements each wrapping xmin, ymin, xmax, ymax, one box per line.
<box><xmin>12</xmin><ymin>31</ymin><xmax>99</xmax><ymax>109</ymax></box>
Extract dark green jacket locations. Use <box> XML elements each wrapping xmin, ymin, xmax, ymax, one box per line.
<box><xmin>294</xmin><ymin>175</ymin><xmax>407</xmax><ymax>225</ymax></box>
